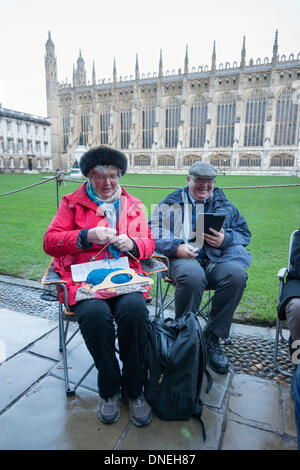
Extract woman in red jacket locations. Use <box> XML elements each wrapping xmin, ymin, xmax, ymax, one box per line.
<box><xmin>44</xmin><ymin>146</ymin><xmax>155</xmax><ymax>426</ymax></box>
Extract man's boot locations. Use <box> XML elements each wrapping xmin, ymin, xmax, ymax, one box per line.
<box><xmin>203</xmin><ymin>328</ymin><xmax>229</xmax><ymax>374</ymax></box>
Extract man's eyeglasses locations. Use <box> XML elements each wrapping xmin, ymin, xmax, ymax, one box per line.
<box><xmin>191</xmin><ymin>177</ymin><xmax>215</xmax><ymax>186</ymax></box>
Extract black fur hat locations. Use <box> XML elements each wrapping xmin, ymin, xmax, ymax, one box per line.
<box><xmin>80</xmin><ymin>145</ymin><xmax>128</xmax><ymax>177</ymax></box>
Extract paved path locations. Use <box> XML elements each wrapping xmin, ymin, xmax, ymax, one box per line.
<box><xmin>0</xmin><ymin>306</ymin><xmax>298</xmax><ymax>451</ymax></box>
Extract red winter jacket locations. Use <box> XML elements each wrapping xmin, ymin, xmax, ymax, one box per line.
<box><xmin>43</xmin><ymin>183</ymin><xmax>155</xmax><ymax>305</ymax></box>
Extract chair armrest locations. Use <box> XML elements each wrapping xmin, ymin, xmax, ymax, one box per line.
<box><xmin>276</xmin><ymin>267</ymin><xmax>288</xmax><ymax>280</ymax></box>
<box><xmin>41</xmin><ymin>259</ymin><xmax>67</xmax><ymax>285</ymax></box>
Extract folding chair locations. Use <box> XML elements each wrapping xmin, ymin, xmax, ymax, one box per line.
<box><xmin>273</xmin><ymin>230</ymin><xmax>298</xmax><ymax>378</ymax></box>
<box><xmin>41</xmin><ymin>256</ymin><xmax>168</xmax><ymax>396</ymax></box>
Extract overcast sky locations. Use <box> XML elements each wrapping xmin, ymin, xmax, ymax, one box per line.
<box><xmin>0</xmin><ymin>0</ymin><xmax>299</xmax><ymax>117</ymax></box>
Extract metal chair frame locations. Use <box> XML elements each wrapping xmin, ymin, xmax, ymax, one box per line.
<box><xmin>41</xmin><ymin>260</ymin><xmax>95</xmax><ymax>396</ymax></box>
<box><xmin>41</xmin><ymin>257</ymin><xmax>167</xmax><ymax>396</ymax></box>
<box><xmin>155</xmin><ymin>270</ymin><xmax>213</xmax><ymax>322</ymax></box>
<box><xmin>273</xmin><ymin>230</ymin><xmax>298</xmax><ymax>378</ymax></box>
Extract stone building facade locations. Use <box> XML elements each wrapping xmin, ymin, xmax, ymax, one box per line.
<box><xmin>45</xmin><ymin>31</ymin><xmax>300</xmax><ymax>176</ymax></box>
<box><xmin>0</xmin><ymin>104</ymin><xmax>52</xmax><ymax>173</ymax></box>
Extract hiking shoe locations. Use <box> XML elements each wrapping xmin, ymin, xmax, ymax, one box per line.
<box><xmin>204</xmin><ymin>328</ymin><xmax>229</xmax><ymax>374</ymax></box>
<box><xmin>97</xmin><ymin>393</ymin><xmax>120</xmax><ymax>424</ymax></box>
<box><xmin>127</xmin><ymin>393</ymin><xmax>152</xmax><ymax>426</ymax></box>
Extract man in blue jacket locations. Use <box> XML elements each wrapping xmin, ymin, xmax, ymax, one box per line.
<box><xmin>149</xmin><ymin>161</ymin><xmax>252</xmax><ymax>374</ymax></box>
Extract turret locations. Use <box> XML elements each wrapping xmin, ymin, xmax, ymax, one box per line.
<box><xmin>240</xmin><ymin>36</ymin><xmax>246</xmax><ymax>68</ymax></box>
<box><xmin>44</xmin><ymin>31</ymin><xmax>58</xmax><ymax>104</ymax></box>
<box><xmin>73</xmin><ymin>50</ymin><xmax>87</xmax><ymax>87</ymax></box>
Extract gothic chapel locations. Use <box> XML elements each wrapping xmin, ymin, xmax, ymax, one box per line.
<box><xmin>45</xmin><ymin>31</ymin><xmax>300</xmax><ymax>175</ymax></box>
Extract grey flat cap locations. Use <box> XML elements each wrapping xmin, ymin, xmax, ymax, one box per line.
<box><xmin>189</xmin><ymin>161</ymin><xmax>218</xmax><ymax>178</ymax></box>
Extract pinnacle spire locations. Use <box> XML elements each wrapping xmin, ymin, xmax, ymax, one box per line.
<box><xmin>113</xmin><ymin>57</ymin><xmax>117</xmax><ymax>82</ymax></box>
<box><xmin>184</xmin><ymin>45</ymin><xmax>189</xmax><ymax>74</ymax></box>
<box><xmin>240</xmin><ymin>35</ymin><xmax>246</xmax><ymax>68</ymax></box>
<box><xmin>135</xmin><ymin>53</ymin><xmax>140</xmax><ymax>80</ymax></box>
<box><xmin>159</xmin><ymin>49</ymin><xmax>163</xmax><ymax>78</ymax></box>
<box><xmin>92</xmin><ymin>60</ymin><xmax>96</xmax><ymax>85</ymax></box>
<box><xmin>272</xmin><ymin>29</ymin><xmax>278</xmax><ymax>66</ymax></box>
<box><xmin>211</xmin><ymin>40</ymin><xmax>216</xmax><ymax>72</ymax></box>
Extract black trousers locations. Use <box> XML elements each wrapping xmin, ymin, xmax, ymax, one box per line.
<box><xmin>72</xmin><ymin>292</ymin><xmax>149</xmax><ymax>400</ymax></box>
<box><xmin>169</xmin><ymin>258</ymin><xmax>248</xmax><ymax>339</ymax></box>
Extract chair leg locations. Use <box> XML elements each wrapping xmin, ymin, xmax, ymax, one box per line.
<box><xmin>273</xmin><ymin>317</ymin><xmax>293</xmax><ymax>378</ymax></box>
<box><xmin>58</xmin><ymin>307</ymin><xmax>76</xmax><ymax>396</ymax></box>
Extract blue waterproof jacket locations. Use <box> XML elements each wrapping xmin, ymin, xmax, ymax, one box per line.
<box><xmin>149</xmin><ymin>186</ymin><xmax>252</xmax><ymax>269</ymax></box>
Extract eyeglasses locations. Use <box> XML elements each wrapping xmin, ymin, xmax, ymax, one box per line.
<box><xmin>191</xmin><ymin>177</ymin><xmax>215</xmax><ymax>186</ymax></box>
<box><xmin>90</xmin><ymin>173</ymin><xmax>119</xmax><ymax>182</ymax></box>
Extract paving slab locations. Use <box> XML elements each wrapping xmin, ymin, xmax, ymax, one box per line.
<box><xmin>0</xmin><ymin>376</ymin><xmax>130</xmax><ymax>450</ymax></box>
<box><xmin>221</xmin><ymin>420</ymin><xmax>297</xmax><ymax>450</ymax></box>
<box><xmin>279</xmin><ymin>383</ymin><xmax>297</xmax><ymax>438</ymax></box>
<box><xmin>28</xmin><ymin>325</ymin><xmax>83</xmax><ymax>361</ymax></box>
<box><xmin>227</xmin><ymin>374</ymin><xmax>283</xmax><ymax>434</ymax></box>
<box><xmin>200</xmin><ymin>368</ymin><xmax>231</xmax><ymax>409</ymax></box>
<box><xmin>0</xmin><ymin>352</ymin><xmax>54</xmax><ymax>413</ymax></box>
<box><xmin>0</xmin><ymin>308</ymin><xmax>56</xmax><ymax>361</ymax></box>
<box><xmin>50</xmin><ymin>341</ymin><xmax>98</xmax><ymax>393</ymax></box>
<box><xmin>120</xmin><ymin>405</ymin><xmax>224</xmax><ymax>450</ymax></box>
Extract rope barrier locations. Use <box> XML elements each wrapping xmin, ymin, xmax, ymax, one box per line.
<box><xmin>62</xmin><ymin>179</ymin><xmax>300</xmax><ymax>190</ymax></box>
<box><xmin>0</xmin><ymin>172</ymin><xmax>299</xmax><ymax>197</ymax></box>
<box><xmin>0</xmin><ymin>171</ymin><xmax>65</xmax><ymax>197</ymax></box>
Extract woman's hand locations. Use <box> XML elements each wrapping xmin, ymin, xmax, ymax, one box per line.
<box><xmin>112</xmin><ymin>234</ymin><xmax>134</xmax><ymax>252</ymax></box>
<box><xmin>87</xmin><ymin>226</ymin><xmax>117</xmax><ymax>245</ymax></box>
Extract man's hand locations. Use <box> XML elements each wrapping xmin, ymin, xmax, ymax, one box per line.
<box><xmin>203</xmin><ymin>228</ymin><xmax>225</xmax><ymax>248</ymax></box>
<box><xmin>87</xmin><ymin>226</ymin><xmax>117</xmax><ymax>245</ymax></box>
<box><xmin>177</xmin><ymin>243</ymin><xmax>199</xmax><ymax>258</ymax></box>
<box><xmin>112</xmin><ymin>233</ymin><xmax>134</xmax><ymax>252</ymax></box>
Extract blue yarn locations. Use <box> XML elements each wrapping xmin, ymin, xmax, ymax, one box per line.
<box><xmin>86</xmin><ymin>268</ymin><xmax>131</xmax><ymax>286</ymax></box>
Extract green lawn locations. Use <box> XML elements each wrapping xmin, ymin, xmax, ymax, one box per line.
<box><xmin>0</xmin><ymin>172</ymin><xmax>300</xmax><ymax>325</ymax></box>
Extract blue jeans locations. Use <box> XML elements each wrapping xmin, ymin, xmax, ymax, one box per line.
<box><xmin>295</xmin><ymin>363</ymin><xmax>300</xmax><ymax>450</ymax></box>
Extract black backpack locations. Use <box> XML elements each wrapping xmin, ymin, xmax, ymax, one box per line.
<box><xmin>143</xmin><ymin>311</ymin><xmax>212</xmax><ymax>440</ymax></box>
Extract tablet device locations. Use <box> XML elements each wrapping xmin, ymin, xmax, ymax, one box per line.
<box><xmin>194</xmin><ymin>213</ymin><xmax>226</xmax><ymax>234</ymax></box>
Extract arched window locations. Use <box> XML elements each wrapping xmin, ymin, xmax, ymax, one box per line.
<box><xmin>120</xmin><ymin>105</ymin><xmax>132</xmax><ymax>149</ymax></box>
<box><xmin>183</xmin><ymin>155</ymin><xmax>202</xmax><ymax>166</ymax></box>
<box><xmin>244</xmin><ymin>90</ymin><xmax>266</xmax><ymax>146</ymax></box>
<box><xmin>142</xmin><ymin>102</ymin><xmax>155</xmax><ymax>149</ymax></box>
<box><xmin>135</xmin><ymin>155</ymin><xmax>151</xmax><ymax>166</ymax></box>
<box><xmin>99</xmin><ymin>107</ymin><xmax>110</xmax><ymax>145</ymax></box>
<box><xmin>165</xmin><ymin>99</ymin><xmax>181</xmax><ymax>148</ymax></box>
<box><xmin>271</xmin><ymin>154</ymin><xmax>295</xmax><ymax>167</ymax></box>
<box><xmin>210</xmin><ymin>155</ymin><xmax>230</xmax><ymax>167</ymax></box>
<box><xmin>190</xmin><ymin>97</ymin><xmax>207</xmax><ymax>148</ymax></box>
<box><xmin>216</xmin><ymin>94</ymin><xmax>236</xmax><ymax>147</ymax></box>
<box><xmin>62</xmin><ymin>109</ymin><xmax>70</xmax><ymax>152</ymax></box>
<box><xmin>239</xmin><ymin>155</ymin><xmax>261</xmax><ymax>167</ymax></box>
<box><xmin>274</xmin><ymin>88</ymin><xmax>298</xmax><ymax>146</ymax></box>
<box><xmin>157</xmin><ymin>155</ymin><xmax>175</xmax><ymax>166</ymax></box>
